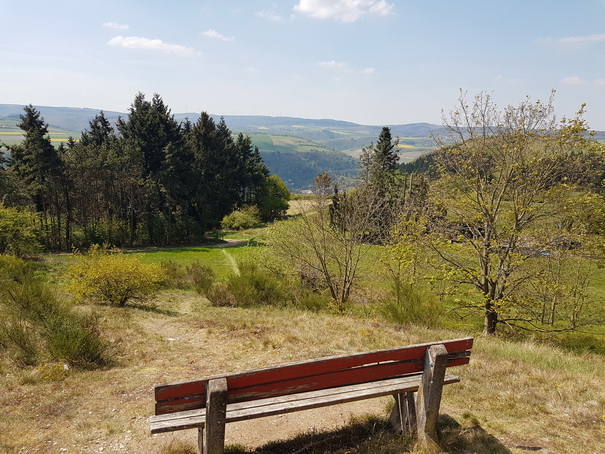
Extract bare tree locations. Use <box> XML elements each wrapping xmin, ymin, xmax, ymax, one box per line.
<box><xmin>270</xmin><ymin>182</ymin><xmax>385</xmax><ymax>312</ymax></box>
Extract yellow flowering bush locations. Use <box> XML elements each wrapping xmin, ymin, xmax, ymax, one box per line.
<box><xmin>66</xmin><ymin>247</ymin><xmax>163</xmax><ymax>306</ymax></box>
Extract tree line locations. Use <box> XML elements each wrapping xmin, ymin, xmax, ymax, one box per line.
<box><xmin>0</xmin><ymin>93</ymin><xmax>290</xmax><ymax>250</ymax></box>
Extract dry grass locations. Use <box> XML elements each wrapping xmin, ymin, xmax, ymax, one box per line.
<box><xmin>286</xmin><ymin>198</ymin><xmax>317</xmax><ymax>217</ymax></box>
<box><xmin>1</xmin><ymin>289</ymin><xmax>604</xmax><ymax>453</ymax></box>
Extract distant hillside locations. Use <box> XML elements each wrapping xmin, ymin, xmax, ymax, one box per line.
<box><xmin>0</xmin><ymin>104</ymin><xmax>123</xmax><ymax>133</ymax></box>
<box><xmin>248</xmin><ymin>134</ymin><xmax>357</xmax><ymax>189</ymax></box>
<box><xmin>0</xmin><ymin>104</ymin><xmax>446</xmax><ymax>190</ymax></box>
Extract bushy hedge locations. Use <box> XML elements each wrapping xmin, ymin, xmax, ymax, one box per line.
<box><xmin>379</xmin><ymin>283</ymin><xmax>442</xmax><ymax>328</ymax></box>
<box><xmin>66</xmin><ymin>246</ymin><xmax>163</xmax><ymax>306</ymax></box>
<box><xmin>221</xmin><ymin>206</ymin><xmax>262</xmax><ymax>230</ymax></box>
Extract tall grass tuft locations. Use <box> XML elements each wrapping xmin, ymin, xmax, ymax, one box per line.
<box><xmin>187</xmin><ymin>261</ymin><xmax>215</xmax><ymax>295</ymax></box>
<box><xmin>379</xmin><ymin>283</ymin><xmax>442</xmax><ymax>328</ymax></box>
<box><xmin>207</xmin><ymin>259</ymin><xmax>288</xmax><ymax>308</ymax></box>
<box><xmin>159</xmin><ymin>260</ymin><xmax>215</xmax><ymax>295</ymax></box>
<box><xmin>0</xmin><ymin>255</ymin><xmax>109</xmax><ymax>369</ymax></box>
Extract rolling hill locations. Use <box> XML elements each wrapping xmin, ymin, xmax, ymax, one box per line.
<box><xmin>0</xmin><ymin>104</ymin><xmax>444</xmax><ymax>190</ymax></box>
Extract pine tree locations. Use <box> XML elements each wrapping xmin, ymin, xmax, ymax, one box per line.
<box><xmin>10</xmin><ymin>105</ymin><xmax>68</xmax><ymax>248</ymax></box>
<box><xmin>80</xmin><ymin>111</ymin><xmax>115</xmax><ymax>147</ymax></box>
<box><xmin>116</xmin><ymin>93</ymin><xmax>184</xmax><ymax>243</ymax></box>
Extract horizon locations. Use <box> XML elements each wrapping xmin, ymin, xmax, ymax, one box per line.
<box><xmin>0</xmin><ymin>102</ymin><xmax>443</xmax><ymax>128</ymax></box>
<box><xmin>4</xmin><ymin>1</ymin><xmax>605</xmax><ymax>129</ymax></box>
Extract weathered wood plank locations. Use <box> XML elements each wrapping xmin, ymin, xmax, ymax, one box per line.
<box><xmin>155</xmin><ymin>338</ymin><xmax>472</xmax><ymax>399</ymax></box>
<box><xmin>389</xmin><ymin>392</ymin><xmax>416</xmax><ymax>434</ymax></box>
<box><xmin>150</xmin><ymin>373</ymin><xmax>461</xmax><ymax>434</ymax></box>
<box><xmin>154</xmin><ymin>355</ymin><xmax>467</xmax><ymax>415</ymax></box>
<box><xmin>154</xmin><ymin>338</ymin><xmax>473</xmax><ymax>415</ymax></box>
<box><xmin>416</xmin><ymin>344</ymin><xmax>448</xmax><ymax>453</ymax></box>
<box><xmin>202</xmin><ymin>378</ymin><xmax>227</xmax><ymax>454</ymax></box>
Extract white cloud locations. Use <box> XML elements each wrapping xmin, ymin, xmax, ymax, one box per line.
<box><xmin>562</xmin><ymin>76</ymin><xmax>586</xmax><ymax>85</ymax></box>
<box><xmin>493</xmin><ymin>75</ymin><xmax>524</xmax><ymax>84</ymax></box>
<box><xmin>539</xmin><ymin>33</ymin><xmax>605</xmax><ymax>46</ymax></box>
<box><xmin>107</xmin><ymin>36</ymin><xmax>201</xmax><ymax>57</ymax></box>
<box><xmin>294</xmin><ymin>0</ymin><xmax>394</xmax><ymax>23</ymax></box>
<box><xmin>103</xmin><ymin>22</ymin><xmax>129</xmax><ymax>30</ymax></box>
<box><xmin>319</xmin><ymin>61</ymin><xmax>375</xmax><ymax>75</ymax></box>
<box><xmin>255</xmin><ymin>9</ymin><xmax>284</xmax><ymax>22</ymax></box>
<box><xmin>203</xmin><ymin>29</ymin><xmax>234</xmax><ymax>42</ymax></box>
<box><xmin>557</xmin><ymin>33</ymin><xmax>605</xmax><ymax>44</ymax></box>
<box><xmin>319</xmin><ymin>60</ymin><xmax>349</xmax><ymax>69</ymax></box>
<box><xmin>562</xmin><ymin>76</ymin><xmax>605</xmax><ymax>87</ymax></box>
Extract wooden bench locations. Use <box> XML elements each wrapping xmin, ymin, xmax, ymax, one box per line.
<box><xmin>150</xmin><ymin>337</ymin><xmax>473</xmax><ymax>454</ymax></box>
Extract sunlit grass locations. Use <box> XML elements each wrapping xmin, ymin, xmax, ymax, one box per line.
<box><xmin>2</xmin><ymin>285</ymin><xmax>604</xmax><ymax>453</ymax></box>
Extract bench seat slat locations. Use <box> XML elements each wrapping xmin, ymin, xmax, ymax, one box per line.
<box><xmin>150</xmin><ymin>372</ymin><xmax>460</xmax><ymax>434</ymax></box>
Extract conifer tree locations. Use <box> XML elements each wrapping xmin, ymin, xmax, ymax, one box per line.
<box><xmin>10</xmin><ymin>105</ymin><xmax>67</xmax><ymax>248</ymax></box>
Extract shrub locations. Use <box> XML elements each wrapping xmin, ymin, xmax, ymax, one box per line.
<box><xmin>0</xmin><ymin>319</ymin><xmax>40</xmax><ymax>366</ymax></box>
<box><xmin>207</xmin><ymin>260</ymin><xmax>288</xmax><ymax>308</ymax></box>
<box><xmin>206</xmin><ymin>282</ymin><xmax>238</xmax><ymax>307</ymax></box>
<box><xmin>71</xmin><ymin>219</ymin><xmax>130</xmax><ymax>249</ymax></box>
<box><xmin>66</xmin><ymin>246</ymin><xmax>163</xmax><ymax>306</ymax></box>
<box><xmin>293</xmin><ymin>289</ymin><xmax>332</xmax><ymax>312</ymax></box>
<box><xmin>187</xmin><ymin>261</ymin><xmax>215</xmax><ymax>295</ymax></box>
<box><xmin>0</xmin><ymin>254</ymin><xmax>37</xmax><ymax>285</ymax></box>
<box><xmin>221</xmin><ymin>206</ymin><xmax>262</xmax><ymax>230</ymax></box>
<box><xmin>0</xmin><ymin>258</ymin><xmax>109</xmax><ymax>369</ymax></box>
<box><xmin>0</xmin><ymin>205</ymin><xmax>41</xmax><ymax>256</ymax></box>
<box><xmin>379</xmin><ymin>283</ymin><xmax>442</xmax><ymax>328</ymax></box>
<box><xmin>227</xmin><ymin>260</ymin><xmax>288</xmax><ymax>307</ymax></box>
<box><xmin>45</xmin><ymin>312</ymin><xmax>108</xmax><ymax>368</ymax></box>
<box><xmin>159</xmin><ymin>260</ymin><xmax>188</xmax><ymax>289</ymax></box>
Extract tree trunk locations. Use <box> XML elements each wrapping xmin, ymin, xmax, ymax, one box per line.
<box><xmin>483</xmin><ymin>301</ymin><xmax>498</xmax><ymax>335</ymax></box>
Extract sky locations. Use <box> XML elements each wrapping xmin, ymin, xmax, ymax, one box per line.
<box><xmin>3</xmin><ymin>0</ymin><xmax>605</xmax><ymax>129</ymax></box>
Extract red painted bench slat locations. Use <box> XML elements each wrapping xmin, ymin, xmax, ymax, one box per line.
<box><xmin>154</xmin><ymin>337</ymin><xmax>472</xmax><ymax>415</ymax></box>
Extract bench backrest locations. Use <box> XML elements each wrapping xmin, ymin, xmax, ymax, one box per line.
<box><xmin>154</xmin><ymin>337</ymin><xmax>473</xmax><ymax>415</ymax></box>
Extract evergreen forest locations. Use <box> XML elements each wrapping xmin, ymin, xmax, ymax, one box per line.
<box><xmin>0</xmin><ymin>93</ymin><xmax>290</xmax><ymax>250</ymax></box>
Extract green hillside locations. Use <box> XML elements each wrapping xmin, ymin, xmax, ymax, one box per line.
<box><xmin>251</xmin><ymin>134</ymin><xmax>357</xmax><ymax>189</ymax></box>
<box><xmin>0</xmin><ymin>116</ymin><xmax>79</xmax><ymax>146</ymax></box>
<box><xmin>0</xmin><ymin>104</ymin><xmax>446</xmax><ymax>190</ymax></box>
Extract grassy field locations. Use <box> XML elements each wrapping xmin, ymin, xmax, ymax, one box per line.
<box><xmin>0</xmin><ymin>128</ymin><xmax>80</xmax><ymax>145</ymax></box>
<box><xmin>249</xmin><ymin>134</ymin><xmax>337</xmax><ymax>154</ymax></box>
<box><xmin>1</xmin><ymin>282</ymin><xmax>603</xmax><ymax>453</ymax></box>
<box><xmin>1</xmin><ymin>233</ymin><xmax>605</xmax><ymax>453</ymax></box>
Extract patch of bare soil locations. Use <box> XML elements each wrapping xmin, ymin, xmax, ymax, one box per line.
<box><xmin>224</xmin><ymin>400</ymin><xmax>387</xmax><ymax>448</ymax></box>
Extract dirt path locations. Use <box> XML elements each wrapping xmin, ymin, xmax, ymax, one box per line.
<box><xmin>222</xmin><ymin>249</ymin><xmax>240</xmax><ymax>275</ymax></box>
<box><xmin>224</xmin><ymin>400</ymin><xmax>388</xmax><ymax>447</ymax></box>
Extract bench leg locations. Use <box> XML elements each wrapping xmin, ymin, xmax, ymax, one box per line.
<box><xmin>200</xmin><ymin>378</ymin><xmax>228</xmax><ymax>454</ymax></box>
<box><xmin>198</xmin><ymin>427</ymin><xmax>204</xmax><ymax>454</ymax></box>
<box><xmin>415</xmin><ymin>344</ymin><xmax>448</xmax><ymax>453</ymax></box>
<box><xmin>389</xmin><ymin>392</ymin><xmax>416</xmax><ymax>434</ymax></box>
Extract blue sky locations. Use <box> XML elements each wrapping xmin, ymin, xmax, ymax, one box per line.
<box><xmin>3</xmin><ymin>0</ymin><xmax>605</xmax><ymax>128</ymax></box>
